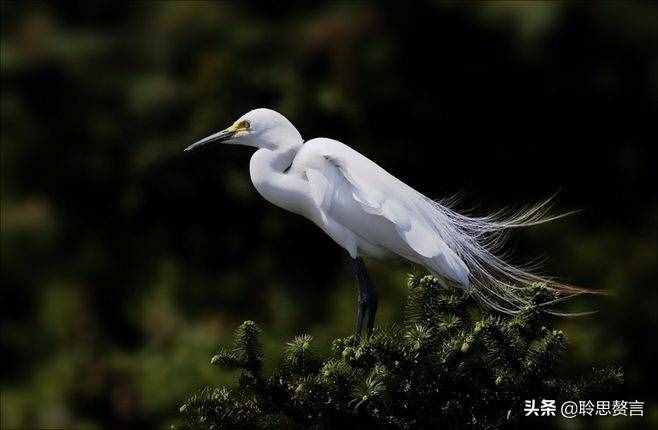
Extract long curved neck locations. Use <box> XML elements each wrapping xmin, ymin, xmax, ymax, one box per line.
<box><xmin>249</xmin><ymin>144</ymin><xmax>309</xmax><ymax>215</ymax></box>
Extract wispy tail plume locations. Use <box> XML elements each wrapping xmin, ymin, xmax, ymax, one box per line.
<box><xmin>417</xmin><ymin>193</ymin><xmax>602</xmax><ymax>316</ymax></box>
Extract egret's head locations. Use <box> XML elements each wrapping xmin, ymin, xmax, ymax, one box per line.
<box><xmin>185</xmin><ymin>108</ymin><xmax>302</xmax><ymax>152</ymax></box>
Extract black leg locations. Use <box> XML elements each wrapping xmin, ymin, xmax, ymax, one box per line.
<box><xmin>351</xmin><ymin>257</ymin><xmax>378</xmax><ymax>340</ymax></box>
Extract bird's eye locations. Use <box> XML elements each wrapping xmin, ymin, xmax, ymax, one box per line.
<box><xmin>240</xmin><ymin>120</ymin><xmax>251</xmax><ymax>130</ymax></box>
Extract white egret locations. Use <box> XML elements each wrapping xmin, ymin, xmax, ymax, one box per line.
<box><xmin>186</xmin><ymin>108</ymin><xmax>588</xmax><ymax>338</ymax></box>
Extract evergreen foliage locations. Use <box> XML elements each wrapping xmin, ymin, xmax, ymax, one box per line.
<box><xmin>181</xmin><ymin>275</ymin><xmax>622</xmax><ymax>429</ymax></box>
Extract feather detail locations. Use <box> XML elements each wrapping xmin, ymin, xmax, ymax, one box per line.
<box><xmin>417</xmin><ymin>193</ymin><xmax>602</xmax><ymax>315</ymax></box>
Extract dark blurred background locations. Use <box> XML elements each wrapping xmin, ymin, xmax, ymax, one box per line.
<box><xmin>1</xmin><ymin>2</ymin><xmax>656</xmax><ymax>429</ymax></box>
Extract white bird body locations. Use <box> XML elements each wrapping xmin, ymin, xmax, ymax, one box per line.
<box><xmin>288</xmin><ymin>138</ymin><xmax>470</xmax><ymax>286</ymax></box>
<box><xmin>186</xmin><ymin>108</ymin><xmax>588</xmax><ymax>326</ymax></box>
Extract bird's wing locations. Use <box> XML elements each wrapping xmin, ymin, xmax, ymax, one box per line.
<box><xmin>303</xmin><ymin>139</ymin><xmax>469</xmax><ymax>285</ymax></box>
<box><xmin>301</xmin><ymin>138</ymin><xmax>591</xmax><ymax>315</ymax></box>
<box><xmin>325</xmin><ymin>156</ymin><xmax>439</xmax><ymax>258</ymax></box>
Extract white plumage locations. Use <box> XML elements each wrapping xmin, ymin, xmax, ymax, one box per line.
<box><xmin>294</xmin><ymin>138</ymin><xmax>471</xmax><ymax>287</ymax></box>
<box><xmin>186</xmin><ymin>108</ymin><xmax>587</xmax><ymax>333</ymax></box>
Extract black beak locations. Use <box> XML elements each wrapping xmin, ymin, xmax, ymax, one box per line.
<box><xmin>184</xmin><ymin>129</ymin><xmax>235</xmax><ymax>152</ymax></box>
